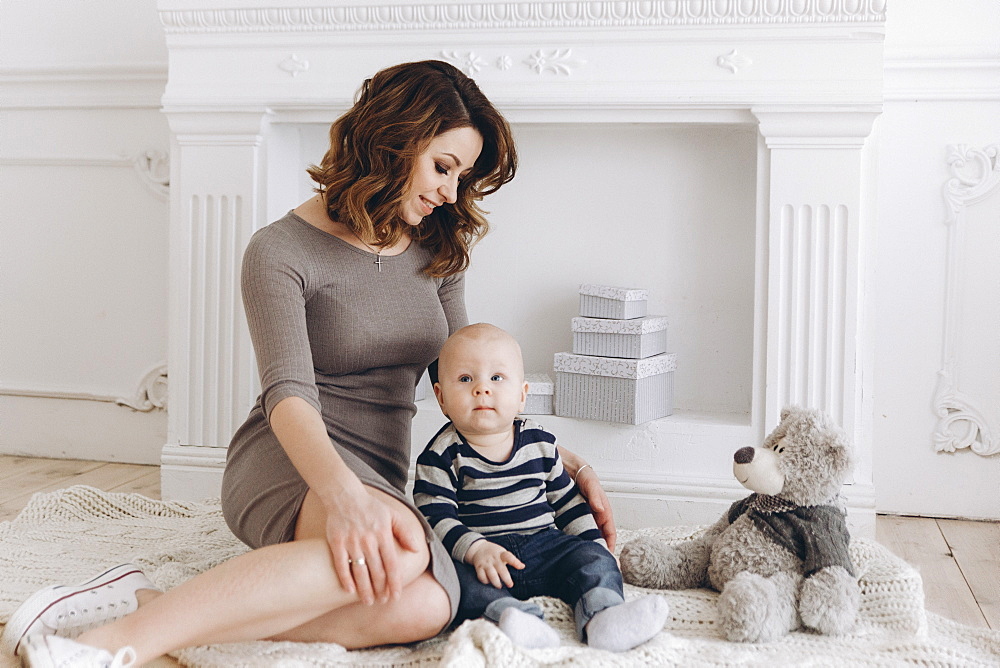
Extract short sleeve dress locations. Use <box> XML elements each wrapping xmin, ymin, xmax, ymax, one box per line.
<box><xmin>221</xmin><ymin>211</ymin><xmax>467</xmax><ymax>619</ymax></box>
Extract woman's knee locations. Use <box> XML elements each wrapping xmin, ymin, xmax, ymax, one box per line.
<box><xmin>383</xmin><ymin>573</ymin><xmax>452</xmax><ymax>643</ymax></box>
<box><xmin>327</xmin><ymin>572</ymin><xmax>452</xmax><ymax>648</ymax></box>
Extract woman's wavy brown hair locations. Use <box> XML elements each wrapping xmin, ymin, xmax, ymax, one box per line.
<box><xmin>307</xmin><ymin>60</ymin><xmax>517</xmax><ymax>277</ymax></box>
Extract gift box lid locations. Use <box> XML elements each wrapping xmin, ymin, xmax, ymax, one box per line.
<box><xmin>525</xmin><ymin>373</ymin><xmax>554</xmax><ymax>395</ymax></box>
<box><xmin>571</xmin><ymin>315</ymin><xmax>668</xmax><ymax>335</ymax></box>
<box><xmin>554</xmin><ymin>352</ymin><xmax>677</xmax><ymax>379</ymax></box>
<box><xmin>578</xmin><ymin>284</ymin><xmax>648</xmax><ymax>302</ymax></box>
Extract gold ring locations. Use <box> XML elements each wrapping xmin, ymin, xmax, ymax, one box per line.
<box><xmin>349</xmin><ymin>557</ymin><xmax>367</xmax><ymax>567</ymax></box>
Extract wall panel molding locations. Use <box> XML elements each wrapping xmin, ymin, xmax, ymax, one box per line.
<box><xmin>0</xmin><ymin>363</ymin><xmax>168</xmax><ymax>412</ymax></box>
<box><xmin>884</xmin><ymin>50</ymin><xmax>1000</xmax><ymax>101</ymax></box>
<box><xmin>933</xmin><ymin>143</ymin><xmax>1000</xmax><ymax>456</ymax></box>
<box><xmin>0</xmin><ymin>151</ymin><xmax>170</xmax><ymax>200</ymax></box>
<box><xmin>0</xmin><ymin>64</ymin><xmax>166</xmax><ymax>110</ymax></box>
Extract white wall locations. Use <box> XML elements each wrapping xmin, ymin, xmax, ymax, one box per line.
<box><xmin>0</xmin><ymin>0</ymin><xmax>170</xmax><ymax>464</ymax></box>
<box><xmin>2</xmin><ymin>1</ymin><xmax>999</xmax><ymax>518</ymax></box>
<box><xmin>874</xmin><ymin>2</ymin><xmax>1000</xmax><ymax>518</ymax></box>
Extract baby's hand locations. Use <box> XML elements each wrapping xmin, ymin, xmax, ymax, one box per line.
<box><xmin>465</xmin><ymin>540</ymin><xmax>525</xmax><ymax>589</ymax></box>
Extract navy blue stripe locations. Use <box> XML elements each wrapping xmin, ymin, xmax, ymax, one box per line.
<box><xmin>519</xmin><ymin>427</ymin><xmax>556</xmax><ymax>445</ymax></box>
<box><xmin>459</xmin><ymin>458</ymin><xmax>553</xmax><ymax>480</ymax></box>
<box><xmin>413</xmin><ymin>480</ymin><xmax>458</xmax><ymax>501</ymax></box>
<box><xmin>460</xmin><ymin>503</ymin><xmax>552</xmax><ymax>529</ymax></box>
<box><xmin>418</xmin><ymin>501</ymin><xmax>459</xmax><ymax>520</ymax></box>
<box><xmin>553</xmin><ymin>502</ymin><xmax>591</xmax><ymax>529</ymax></box>
<box><xmin>442</xmin><ymin>525</ymin><xmax>470</xmax><ymax>553</ymax></box>
<box><xmin>458</xmin><ymin>490</ymin><xmax>547</xmax><ymax>515</ymax></box>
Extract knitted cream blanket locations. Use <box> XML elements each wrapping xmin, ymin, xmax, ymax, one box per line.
<box><xmin>2</xmin><ymin>486</ymin><xmax>998</xmax><ymax>667</ymax></box>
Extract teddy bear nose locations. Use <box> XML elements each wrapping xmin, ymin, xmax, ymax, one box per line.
<box><xmin>734</xmin><ymin>446</ymin><xmax>755</xmax><ymax>465</ymax></box>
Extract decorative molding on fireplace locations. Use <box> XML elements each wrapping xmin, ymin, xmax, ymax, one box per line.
<box><xmin>440</xmin><ymin>48</ymin><xmax>586</xmax><ymax>77</ymax></box>
<box><xmin>933</xmin><ymin>143</ymin><xmax>1000</xmax><ymax>456</ymax></box>
<box><xmin>160</xmin><ymin>1</ymin><xmax>886</xmax><ymax>34</ymax></box>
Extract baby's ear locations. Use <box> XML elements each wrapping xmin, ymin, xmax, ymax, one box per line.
<box><xmin>432</xmin><ymin>382</ymin><xmax>448</xmax><ymax>415</ymax></box>
<box><xmin>519</xmin><ymin>381</ymin><xmax>529</xmax><ymax>408</ymax></box>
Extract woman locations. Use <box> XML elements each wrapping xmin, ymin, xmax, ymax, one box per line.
<box><xmin>3</xmin><ymin>60</ymin><xmax>617</xmax><ymax>667</ymax></box>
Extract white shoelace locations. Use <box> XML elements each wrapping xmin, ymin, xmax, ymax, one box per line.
<box><xmin>52</xmin><ymin>593</ymin><xmax>135</xmax><ymax>634</ymax></box>
<box><xmin>107</xmin><ymin>646</ymin><xmax>137</xmax><ymax>668</ymax></box>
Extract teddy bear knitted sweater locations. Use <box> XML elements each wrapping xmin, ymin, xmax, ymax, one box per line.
<box><xmin>727</xmin><ymin>493</ymin><xmax>855</xmax><ymax>578</ymax></box>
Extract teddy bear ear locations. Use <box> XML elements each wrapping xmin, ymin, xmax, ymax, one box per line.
<box><xmin>824</xmin><ymin>429</ymin><xmax>856</xmax><ymax>474</ymax></box>
<box><xmin>780</xmin><ymin>405</ymin><xmax>803</xmax><ymax>422</ymax></box>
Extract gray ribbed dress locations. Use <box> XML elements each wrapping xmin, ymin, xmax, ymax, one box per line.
<box><xmin>221</xmin><ymin>211</ymin><xmax>467</xmax><ymax>619</ymax></box>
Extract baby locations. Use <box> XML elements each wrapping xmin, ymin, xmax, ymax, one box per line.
<box><xmin>414</xmin><ymin>323</ymin><xmax>669</xmax><ymax>651</ymax></box>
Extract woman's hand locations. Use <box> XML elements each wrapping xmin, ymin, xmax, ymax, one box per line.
<box><xmin>559</xmin><ymin>446</ymin><xmax>618</xmax><ymax>552</ymax></box>
<box><xmin>320</xmin><ymin>482</ymin><xmax>423</xmax><ymax>606</ymax></box>
<box><xmin>269</xmin><ymin>397</ymin><xmax>424</xmax><ymax>605</ymax></box>
<box><xmin>465</xmin><ymin>539</ymin><xmax>524</xmax><ymax>589</ymax></box>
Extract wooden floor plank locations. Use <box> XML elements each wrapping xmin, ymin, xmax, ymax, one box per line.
<box><xmin>0</xmin><ymin>462</ymin><xmax>152</xmax><ymax>515</ymax></box>
<box><xmin>938</xmin><ymin>518</ymin><xmax>1000</xmax><ymax>630</ymax></box>
<box><xmin>0</xmin><ymin>458</ymin><xmax>104</xmax><ymax>503</ymax></box>
<box><xmin>0</xmin><ymin>455</ymin><xmax>56</xmax><ymax>483</ymax></box>
<box><xmin>108</xmin><ymin>469</ymin><xmax>162</xmax><ymax>498</ymax></box>
<box><xmin>875</xmin><ymin>515</ymin><xmax>989</xmax><ymax>629</ymax></box>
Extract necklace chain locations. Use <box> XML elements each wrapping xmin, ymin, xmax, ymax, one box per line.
<box><xmin>346</xmin><ymin>227</ymin><xmax>384</xmax><ymax>273</ymax></box>
<box><xmin>321</xmin><ymin>196</ymin><xmax>384</xmax><ymax>272</ymax></box>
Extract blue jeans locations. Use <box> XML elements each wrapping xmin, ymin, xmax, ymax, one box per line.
<box><xmin>454</xmin><ymin>528</ymin><xmax>624</xmax><ymax>639</ymax></box>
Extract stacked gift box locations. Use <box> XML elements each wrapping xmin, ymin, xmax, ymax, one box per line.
<box><xmin>552</xmin><ymin>284</ymin><xmax>676</xmax><ymax>425</ymax></box>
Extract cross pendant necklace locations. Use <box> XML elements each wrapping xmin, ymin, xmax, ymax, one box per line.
<box><xmin>346</xmin><ymin>226</ymin><xmax>384</xmax><ymax>272</ymax></box>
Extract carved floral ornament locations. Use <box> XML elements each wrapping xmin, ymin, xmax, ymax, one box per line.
<box><xmin>160</xmin><ymin>1</ymin><xmax>887</xmax><ymax>34</ymax></box>
<box><xmin>933</xmin><ymin>144</ymin><xmax>1000</xmax><ymax>456</ymax></box>
<box><xmin>440</xmin><ymin>49</ymin><xmax>585</xmax><ymax>76</ymax></box>
<box><xmin>116</xmin><ymin>363</ymin><xmax>169</xmax><ymax>412</ymax></box>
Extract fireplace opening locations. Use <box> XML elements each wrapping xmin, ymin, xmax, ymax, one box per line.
<box><xmin>272</xmin><ymin>121</ymin><xmax>759</xmax><ymax>421</ymax></box>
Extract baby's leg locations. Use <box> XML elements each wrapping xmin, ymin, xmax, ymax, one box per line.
<box><xmin>454</xmin><ymin>554</ymin><xmax>559</xmax><ymax>649</ymax></box>
<box><xmin>552</xmin><ymin>539</ymin><xmax>669</xmax><ymax>651</ymax></box>
<box><xmin>492</xmin><ymin>601</ymin><xmax>560</xmax><ymax>649</ymax></box>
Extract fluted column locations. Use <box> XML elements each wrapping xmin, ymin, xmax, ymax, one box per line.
<box><xmin>162</xmin><ymin>110</ymin><xmax>269</xmax><ymax>467</ymax></box>
<box><xmin>754</xmin><ymin>108</ymin><xmax>880</xmax><ymax>451</ymax></box>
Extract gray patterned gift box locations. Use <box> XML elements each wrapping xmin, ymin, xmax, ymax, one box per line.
<box><xmin>578</xmin><ymin>284</ymin><xmax>648</xmax><ymax>320</ymax></box>
<box><xmin>572</xmin><ymin>315</ymin><xmax>669</xmax><ymax>359</ymax></box>
<box><xmin>554</xmin><ymin>351</ymin><xmax>676</xmax><ymax>424</ymax></box>
<box><xmin>522</xmin><ymin>373</ymin><xmax>554</xmax><ymax>415</ymax></box>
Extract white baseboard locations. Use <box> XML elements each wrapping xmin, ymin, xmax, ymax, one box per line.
<box><xmin>0</xmin><ymin>395</ymin><xmax>165</xmax><ymax>464</ymax></box>
<box><xmin>160</xmin><ymin>444</ymin><xmax>227</xmax><ymax>501</ymax></box>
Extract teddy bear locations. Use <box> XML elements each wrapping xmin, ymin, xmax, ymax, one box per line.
<box><xmin>619</xmin><ymin>406</ymin><xmax>860</xmax><ymax>643</ymax></box>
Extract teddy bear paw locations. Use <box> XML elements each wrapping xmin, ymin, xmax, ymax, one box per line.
<box><xmin>799</xmin><ymin>566</ymin><xmax>860</xmax><ymax>635</ymax></box>
<box><xmin>620</xmin><ymin>536</ymin><xmax>674</xmax><ymax>589</ymax></box>
<box><xmin>718</xmin><ymin>572</ymin><xmax>799</xmax><ymax>643</ymax></box>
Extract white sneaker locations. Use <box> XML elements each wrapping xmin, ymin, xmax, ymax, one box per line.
<box><xmin>21</xmin><ymin>635</ymin><xmax>136</xmax><ymax>668</ymax></box>
<box><xmin>0</xmin><ymin>564</ymin><xmax>157</xmax><ymax>657</ymax></box>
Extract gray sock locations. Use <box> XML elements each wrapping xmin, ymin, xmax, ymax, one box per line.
<box><xmin>585</xmin><ymin>595</ymin><xmax>670</xmax><ymax>652</ymax></box>
<box><xmin>497</xmin><ymin>607</ymin><xmax>561</xmax><ymax>649</ymax></box>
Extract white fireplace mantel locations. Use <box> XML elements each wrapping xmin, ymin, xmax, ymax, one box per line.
<box><xmin>158</xmin><ymin>0</ymin><xmax>885</xmax><ymax>535</ymax></box>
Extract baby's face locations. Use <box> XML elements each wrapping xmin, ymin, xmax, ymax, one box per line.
<box><xmin>434</xmin><ymin>333</ymin><xmax>528</xmax><ymax>438</ymax></box>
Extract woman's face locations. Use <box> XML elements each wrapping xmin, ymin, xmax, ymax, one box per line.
<box><xmin>400</xmin><ymin>126</ymin><xmax>484</xmax><ymax>226</ymax></box>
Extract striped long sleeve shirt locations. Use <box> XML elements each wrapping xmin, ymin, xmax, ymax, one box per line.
<box><xmin>413</xmin><ymin>418</ymin><xmax>605</xmax><ymax>562</ymax></box>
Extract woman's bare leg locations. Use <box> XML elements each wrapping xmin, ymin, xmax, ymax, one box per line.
<box><xmin>73</xmin><ymin>486</ymin><xmax>446</xmax><ymax>664</ymax></box>
<box><xmin>272</xmin><ymin>570</ymin><xmax>450</xmax><ymax>648</ymax></box>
